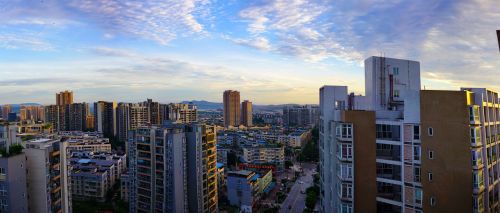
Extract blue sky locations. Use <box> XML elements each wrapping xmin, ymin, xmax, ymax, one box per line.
<box><xmin>0</xmin><ymin>0</ymin><xmax>498</xmax><ymax>104</ymax></box>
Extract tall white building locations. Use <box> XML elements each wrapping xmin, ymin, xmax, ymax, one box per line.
<box><xmin>320</xmin><ymin>56</ymin><xmax>422</xmax><ymax>213</ymax></box>
<box><xmin>25</xmin><ymin>138</ymin><xmax>72</xmax><ymax>213</ymax></box>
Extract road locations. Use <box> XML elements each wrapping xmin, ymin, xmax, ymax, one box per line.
<box><xmin>279</xmin><ymin>163</ymin><xmax>316</xmax><ymax>213</ymax></box>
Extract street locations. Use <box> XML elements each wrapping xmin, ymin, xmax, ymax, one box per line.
<box><xmin>279</xmin><ymin>163</ymin><xmax>316</xmax><ymax>213</ymax></box>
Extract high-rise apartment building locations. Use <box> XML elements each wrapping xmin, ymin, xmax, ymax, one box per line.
<box><xmin>56</xmin><ymin>90</ymin><xmax>73</xmax><ymax>106</ymax></box>
<box><xmin>320</xmin><ymin>56</ymin><xmax>421</xmax><ymax>213</ymax></box>
<box><xmin>0</xmin><ymin>123</ymin><xmax>28</xmax><ymax>213</ymax></box>
<box><xmin>67</xmin><ymin>103</ymin><xmax>90</xmax><ymax>131</ymax></box>
<box><xmin>241</xmin><ymin>100</ymin><xmax>253</xmax><ymax>127</ymax></box>
<box><xmin>186</xmin><ymin>124</ymin><xmax>218</xmax><ymax>213</ymax></box>
<box><xmin>44</xmin><ymin>105</ymin><xmax>61</xmax><ymax>131</ymax></box>
<box><xmin>223</xmin><ymin>90</ymin><xmax>241</xmax><ymax>128</ymax></box>
<box><xmin>128</xmin><ymin>123</ymin><xmax>218</xmax><ymax>213</ymax></box>
<box><xmin>86</xmin><ymin>115</ymin><xmax>95</xmax><ymax>130</ymax></box>
<box><xmin>143</xmin><ymin>99</ymin><xmax>161</xmax><ymax>125</ymax></box>
<box><xmin>283</xmin><ymin>105</ymin><xmax>320</xmax><ymax>127</ymax></box>
<box><xmin>25</xmin><ymin>138</ymin><xmax>71</xmax><ymax>213</ymax></box>
<box><xmin>44</xmin><ymin>103</ymin><xmax>90</xmax><ymax>132</ymax></box>
<box><xmin>1</xmin><ymin>105</ymin><xmax>11</xmax><ymax>121</ymax></box>
<box><xmin>319</xmin><ymin>57</ymin><xmax>500</xmax><ymax>213</ymax></box>
<box><xmin>160</xmin><ymin>103</ymin><xmax>198</xmax><ymax>124</ymax></box>
<box><xmin>94</xmin><ymin>101</ymin><xmax>117</xmax><ymax>137</ymax></box>
<box><xmin>20</xmin><ymin>105</ymin><xmax>45</xmax><ymax>123</ymax></box>
<box><xmin>117</xmin><ymin>103</ymin><xmax>149</xmax><ymax>143</ymax></box>
<box><xmin>420</xmin><ymin>88</ymin><xmax>500</xmax><ymax>212</ymax></box>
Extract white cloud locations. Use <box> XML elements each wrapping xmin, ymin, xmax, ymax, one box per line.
<box><xmin>67</xmin><ymin>0</ymin><xmax>210</xmax><ymax>45</ymax></box>
<box><xmin>235</xmin><ymin>0</ymin><xmax>500</xmax><ymax>90</ymax></box>
<box><xmin>0</xmin><ymin>34</ymin><xmax>53</xmax><ymax>51</ymax></box>
<box><xmin>232</xmin><ymin>37</ymin><xmax>272</xmax><ymax>50</ymax></box>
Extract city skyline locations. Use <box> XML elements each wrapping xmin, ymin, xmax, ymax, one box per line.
<box><xmin>1</xmin><ymin>0</ymin><xmax>499</xmax><ymax>105</ymax></box>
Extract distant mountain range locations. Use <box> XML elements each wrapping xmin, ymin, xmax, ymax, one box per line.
<box><xmin>2</xmin><ymin>101</ymin><xmax>314</xmax><ymax>113</ymax></box>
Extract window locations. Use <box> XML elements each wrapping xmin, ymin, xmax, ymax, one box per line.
<box><xmin>429</xmin><ymin>150</ymin><xmax>434</xmax><ymax>159</ymax></box>
<box><xmin>430</xmin><ymin>197</ymin><xmax>436</xmax><ymax>206</ymax></box>
<box><xmin>428</xmin><ymin>127</ymin><xmax>433</xmax><ymax>136</ymax></box>
<box><xmin>393</xmin><ymin>67</ymin><xmax>400</xmax><ymax>75</ymax></box>
<box><xmin>340</xmin><ymin>202</ymin><xmax>353</xmax><ymax>213</ymax></box>
<box><xmin>415</xmin><ymin>188</ymin><xmax>422</xmax><ymax>205</ymax></box>
<box><xmin>376</xmin><ymin>124</ymin><xmax>401</xmax><ymax>141</ymax></box>
<box><xmin>472</xmin><ymin>150</ymin><xmax>482</xmax><ymax>166</ymax></box>
<box><xmin>335</xmin><ymin>100</ymin><xmax>346</xmax><ymax>110</ymax></box>
<box><xmin>470</xmin><ymin>127</ymin><xmax>481</xmax><ymax>145</ymax></box>
<box><xmin>413</xmin><ymin>125</ymin><xmax>420</xmax><ymax>140</ymax></box>
<box><xmin>0</xmin><ymin>168</ymin><xmax>4</xmax><ymax>175</ymax></box>
<box><xmin>414</xmin><ymin>167</ymin><xmax>421</xmax><ymax>182</ymax></box>
<box><xmin>336</xmin><ymin>123</ymin><xmax>352</xmax><ymax>139</ymax></box>
<box><xmin>414</xmin><ymin>146</ymin><xmax>421</xmax><ymax>161</ymax></box>
<box><xmin>339</xmin><ymin>183</ymin><xmax>353</xmax><ymax>199</ymax></box>
<box><xmin>338</xmin><ymin>144</ymin><xmax>353</xmax><ymax>160</ymax></box>
<box><xmin>394</xmin><ymin>90</ymin><xmax>400</xmax><ymax>98</ymax></box>
<box><xmin>473</xmin><ymin>171</ymin><xmax>484</xmax><ymax>189</ymax></box>
<box><xmin>469</xmin><ymin>106</ymin><xmax>480</xmax><ymax>122</ymax></box>
<box><xmin>428</xmin><ymin>172</ymin><xmax>433</xmax><ymax>181</ymax></box>
<box><xmin>338</xmin><ymin>163</ymin><xmax>353</xmax><ymax>179</ymax></box>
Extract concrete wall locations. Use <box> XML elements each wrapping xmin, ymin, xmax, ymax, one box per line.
<box><xmin>420</xmin><ymin>90</ymin><xmax>473</xmax><ymax>212</ymax></box>
<box><xmin>343</xmin><ymin>110</ymin><xmax>377</xmax><ymax>213</ymax></box>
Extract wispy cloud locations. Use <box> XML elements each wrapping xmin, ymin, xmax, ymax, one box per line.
<box><xmin>233</xmin><ymin>0</ymin><xmax>499</xmax><ymax>91</ymax></box>
<box><xmin>66</xmin><ymin>0</ymin><xmax>211</xmax><ymax>44</ymax></box>
<box><xmin>0</xmin><ymin>34</ymin><xmax>54</xmax><ymax>51</ymax></box>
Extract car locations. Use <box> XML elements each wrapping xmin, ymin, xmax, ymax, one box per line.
<box><xmin>298</xmin><ymin>181</ymin><xmax>304</xmax><ymax>184</ymax></box>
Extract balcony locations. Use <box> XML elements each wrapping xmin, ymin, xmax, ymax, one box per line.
<box><xmin>336</xmin><ymin>123</ymin><xmax>353</xmax><ymax>142</ymax></box>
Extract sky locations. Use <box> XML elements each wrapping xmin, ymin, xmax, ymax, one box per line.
<box><xmin>0</xmin><ymin>0</ymin><xmax>499</xmax><ymax>105</ymax></box>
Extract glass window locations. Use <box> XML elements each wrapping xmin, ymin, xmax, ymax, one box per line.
<box><xmin>394</xmin><ymin>90</ymin><xmax>400</xmax><ymax>98</ymax></box>
<box><xmin>414</xmin><ymin>146</ymin><xmax>421</xmax><ymax>161</ymax></box>
<box><xmin>414</xmin><ymin>167</ymin><xmax>421</xmax><ymax>182</ymax></box>
<box><xmin>413</xmin><ymin>125</ymin><xmax>420</xmax><ymax>140</ymax></box>
<box><xmin>393</xmin><ymin>67</ymin><xmax>400</xmax><ymax>75</ymax></box>
<box><xmin>429</xmin><ymin>150</ymin><xmax>434</xmax><ymax>159</ymax></box>
<box><xmin>430</xmin><ymin>197</ymin><xmax>436</xmax><ymax>206</ymax></box>
<box><xmin>415</xmin><ymin>188</ymin><xmax>422</xmax><ymax>205</ymax></box>
<box><xmin>428</xmin><ymin>172</ymin><xmax>433</xmax><ymax>181</ymax></box>
<box><xmin>428</xmin><ymin>127</ymin><xmax>433</xmax><ymax>136</ymax></box>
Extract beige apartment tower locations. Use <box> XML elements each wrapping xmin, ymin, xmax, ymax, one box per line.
<box><xmin>241</xmin><ymin>100</ymin><xmax>253</xmax><ymax>127</ymax></box>
<box><xmin>56</xmin><ymin>90</ymin><xmax>73</xmax><ymax>106</ymax></box>
<box><xmin>223</xmin><ymin>90</ymin><xmax>240</xmax><ymax>127</ymax></box>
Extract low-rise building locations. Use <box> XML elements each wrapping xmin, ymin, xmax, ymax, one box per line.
<box><xmin>242</xmin><ymin>144</ymin><xmax>285</xmax><ymax>171</ymax></box>
<box><xmin>227</xmin><ymin>169</ymin><xmax>274</xmax><ymax>213</ymax></box>
<box><xmin>61</xmin><ymin>131</ymin><xmax>112</xmax><ymax>153</ymax></box>
<box><xmin>69</xmin><ymin>151</ymin><xmax>127</xmax><ymax>202</ymax></box>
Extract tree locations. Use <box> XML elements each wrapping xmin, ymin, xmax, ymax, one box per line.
<box><xmin>305</xmin><ymin>186</ymin><xmax>320</xmax><ymax>209</ymax></box>
<box><xmin>9</xmin><ymin>144</ymin><xmax>23</xmax><ymax>155</ymax></box>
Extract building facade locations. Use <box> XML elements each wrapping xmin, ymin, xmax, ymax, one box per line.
<box><xmin>25</xmin><ymin>138</ymin><xmax>71</xmax><ymax>213</ymax></box>
<box><xmin>128</xmin><ymin>123</ymin><xmax>218</xmax><ymax>213</ymax></box>
<box><xmin>223</xmin><ymin>90</ymin><xmax>241</xmax><ymax>128</ymax></box>
<box><xmin>56</xmin><ymin>90</ymin><xmax>74</xmax><ymax>106</ymax></box>
<box><xmin>241</xmin><ymin>100</ymin><xmax>253</xmax><ymax>127</ymax></box>
<box><xmin>94</xmin><ymin>101</ymin><xmax>117</xmax><ymax>137</ymax></box>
